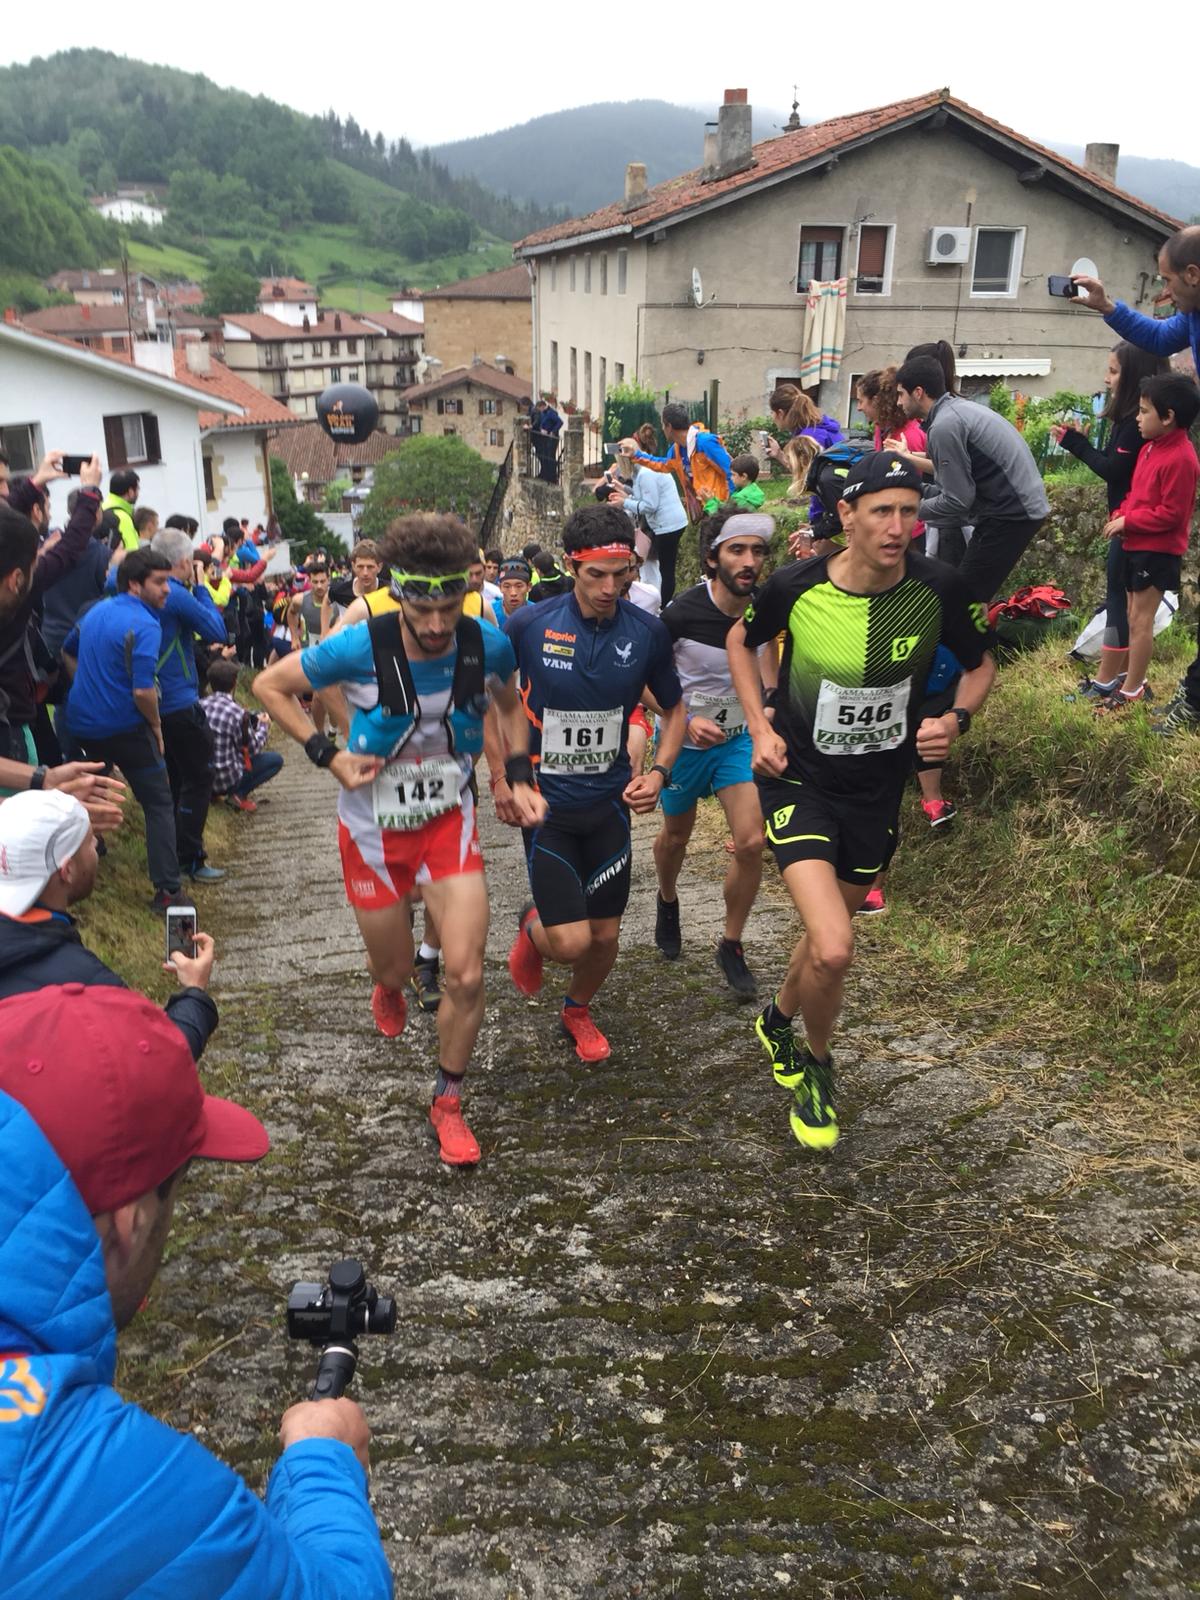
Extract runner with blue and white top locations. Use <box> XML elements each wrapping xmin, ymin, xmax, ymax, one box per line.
<box><xmin>503</xmin><ymin>504</ymin><xmax>686</xmax><ymax>1064</ymax></box>
<box><xmin>255</xmin><ymin>514</ymin><xmax>545</xmax><ymax>1168</ymax></box>
<box><xmin>653</xmin><ymin>507</ymin><xmax>775</xmax><ymax>997</ymax></box>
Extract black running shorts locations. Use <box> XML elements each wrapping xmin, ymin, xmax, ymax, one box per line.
<box><xmin>523</xmin><ymin>798</ymin><xmax>632</xmax><ymax>926</ymax></box>
<box><xmin>1121</xmin><ymin>548</ymin><xmax>1181</xmax><ymax>595</ymax></box>
<box><xmin>757</xmin><ymin>776</ymin><xmax>901</xmax><ymax>885</ymax></box>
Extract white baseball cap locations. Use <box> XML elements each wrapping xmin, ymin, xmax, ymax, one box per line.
<box><xmin>0</xmin><ymin>790</ymin><xmax>92</xmax><ymax>916</ymax></box>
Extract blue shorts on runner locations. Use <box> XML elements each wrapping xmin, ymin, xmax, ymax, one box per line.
<box><xmin>660</xmin><ymin>730</ymin><xmax>754</xmax><ymax>816</ymax></box>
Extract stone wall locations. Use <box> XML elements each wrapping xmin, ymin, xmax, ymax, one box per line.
<box><xmin>423</xmin><ymin>297</ymin><xmax>533</xmax><ymax>376</ymax></box>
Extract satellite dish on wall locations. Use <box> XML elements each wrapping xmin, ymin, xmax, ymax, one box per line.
<box><xmin>691</xmin><ymin>267</ymin><xmax>704</xmax><ymax>308</ymax></box>
<box><xmin>1071</xmin><ymin>256</ymin><xmax>1099</xmax><ymax>280</ymax></box>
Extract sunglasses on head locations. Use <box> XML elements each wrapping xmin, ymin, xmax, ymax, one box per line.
<box><xmin>389</xmin><ymin>568</ymin><xmax>471</xmax><ymax>600</ymax></box>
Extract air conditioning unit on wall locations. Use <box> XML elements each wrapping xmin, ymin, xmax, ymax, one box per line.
<box><xmin>926</xmin><ymin>226</ymin><xmax>971</xmax><ymax>265</ymax></box>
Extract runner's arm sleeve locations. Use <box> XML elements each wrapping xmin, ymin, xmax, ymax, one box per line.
<box><xmin>299</xmin><ymin>621</ymin><xmax>374</xmax><ymax>690</ymax></box>
<box><xmin>1104</xmin><ymin>303</ymin><xmax>1192</xmax><ymax>356</ymax></box>
<box><xmin>740</xmin><ymin>573</ymin><xmax>793</xmax><ymax>651</ymax></box>
<box><xmin>644</xmin><ymin>621</ymin><xmax>683</xmax><ymax>710</ymax></box>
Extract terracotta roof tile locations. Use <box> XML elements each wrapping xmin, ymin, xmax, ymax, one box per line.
<box><xmin>399</xmin><ymin>362</ymin><xmax>531</xmax><ymax>404</ymax></box>
<box><xmin>422</xmin><ymin>264</ymin><xmax>531</xmax><ymax>301</ymax></box>
<box><xmin>258</xmin><ymin>277</ymin><xmax>317</xmax><ymax>300</ymax></box>
<box><xmin>23</xmin><ymin>304</ymin><xmax>149</xmax><ymax>334</ymax></box>
<box><xmin>360</xmin><ymin>310</ymin><xmax>424</xmax><ymax>338</ymax></box>
<box><xmin>268</xmin><ymin>422</ymin><xmax>398</xmax><ymax>485</ymax></box>
<box><xmin>171</xmin><ymin>350</ymin><xmax>300</xmax><ymax>430</ymax></box>
<box><xmin>516</xmin><ymin>90</ymin><xmax>1180</xmax><ymax>251</ymax></box>
<box><xmin>224</xmin><ymin>311</ymin><xmax>377</xmax><ymax>342</ymax></box>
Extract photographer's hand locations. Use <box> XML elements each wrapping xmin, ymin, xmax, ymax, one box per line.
<box><xmin>165</xmin><ymin>931</ymin><xmax>215</xmax><ymax>989</ymax></box>
<box><xmin>280</xmin><ymin>1397</ymin><xmax>371</xmax><ymax>1475</ymax></box>
<box><xmin>1071</xmin><ymin>275</ymin><xmax>1115</xmax><ymax>315</ymax></box>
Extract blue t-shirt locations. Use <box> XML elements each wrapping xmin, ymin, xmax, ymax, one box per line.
<box><xmin>505</xmin><ymin>591</ymin><xmax>681</xmax><ymax>810</ymax></box>
<box><xmin>66</xmin><ymin>594</ymin><xmax>162</xmax><ymax>737</ymax></box>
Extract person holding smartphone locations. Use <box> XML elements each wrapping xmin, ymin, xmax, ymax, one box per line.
<box><xmin>1051</xmin><ymin>343</ymin><xmax>1170</xmax><ymax>698</ymax></box>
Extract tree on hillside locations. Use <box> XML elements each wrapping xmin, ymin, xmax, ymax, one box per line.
<box><xmin>360</xmin><ymin>436</ymin><xmax>498</xmax><ymax>540</ymax></box>
<box><xmin>199</xmin><ymin>260</ymin><xmax>261</xmax><ymax>316</ymax></box>
<box><xmin>268</xmin><ymin>458</ymin><xmax>342</xmax><ymax>560</ymax></box>
<box><xmin>0</xmin><ymin>146</ymin><xmax>119</xmax><ymax>276</ymax></box>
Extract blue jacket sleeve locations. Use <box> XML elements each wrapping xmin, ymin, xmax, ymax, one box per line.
<box><xmin>131</xmin><ymin>616</ymin><xmax>163</xmax><ymax>690</ymax></box>
<box><xmin>172</xmin><ymin>584</ymin><xmax>230</xmax><ymax>646</ymax></box>
<box><xmin>8</xmin><ymin>1383</ymin><xmax>392</xmax><ymax>1600</ymax></box>
<box><xmin>1104</xmin><ymin>302</ymin><xmax>1193</xmax><ymax>356</ymax></box>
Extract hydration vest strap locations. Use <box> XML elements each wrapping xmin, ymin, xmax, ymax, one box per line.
<box><xmin>368</xmin><ymin>613</ymin><xmax>486</xmax><ymax>753</ymax></box>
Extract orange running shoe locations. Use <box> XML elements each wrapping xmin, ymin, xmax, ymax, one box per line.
<box><xmin>371</xmin><ymin>982</ymin><xmax>407</xmax><ymax>1038</ymax></box>
<box><xmin>429</xmin><ymin>1095</ymin><xmax>481</xmax><ymax>1165</ymax></box>
<box><xmin>560</xmin><ymin>1004</ymin><xmax>611</xmax><ymax>1062</ymax></box>
<box><xmin>507</xmin><ymin>901</ymin><xmax>544</xmax><ymax>996</ymax></box>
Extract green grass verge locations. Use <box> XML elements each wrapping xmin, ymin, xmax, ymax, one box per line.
<box><xmin>119</xmin><ymin>238</ymin><xmax>211</xmax><ymax>280</ymax></box>
<box><xmin>75</xmin><ymin>798</ymin><xmax>240</xmax><ymax>1001</ymax></box>
<box><xmin>868</xmin><ymin>630</ymin><xmax>1200</xmax><ymax>1093</ymax></box>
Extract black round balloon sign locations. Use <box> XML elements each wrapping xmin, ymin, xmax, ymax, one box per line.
<box><xmin>316</xmin><ymin>383</ymin><xmax>379</xmax><ymax>444</ymax></box>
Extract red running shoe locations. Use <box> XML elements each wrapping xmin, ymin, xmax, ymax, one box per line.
<box><xmin>856</xmin><ymin>886</ymin><xmax>887</xmax><ymax>916</ymax></box>
<box><xmin>371</xmin><ymin>982</ymin><xmax>407</xmax><ymax>1038</ymax></box>
<box><xmin>560</xmin><ymin>1004</ymin><xmax>611</xmax><ymax>1062</ymax></box>
<box><xmin>508</xmin><ymin>901</ymin><xmax>544</xmax><ymax>996</ymax></box>
<box><xmin>430</xmin><ymin>1095</ymin><xmax>481</xmax><ymax>1166</ymax></box>
<box><xmin>921</xmin><ymin>798</ymin><xmax>957</xmax><ymax>829</ymax></box>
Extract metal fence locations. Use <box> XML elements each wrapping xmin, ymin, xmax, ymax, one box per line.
<box><xmin>478</xmin><ymin>441</ymin><xmax>514</xmax><ymax>549</ymax></box>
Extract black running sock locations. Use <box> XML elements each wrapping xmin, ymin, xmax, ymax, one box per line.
<box><xmin>719</xmin><ymin>937</ymin><xmax>742</xmax><ymax>953</ymax></box>
<box><xmin>763</xmin><ymin>997</ymin><xmax>793</xmax><ymax>1031</ymax></box>
<box><xmin>435</xmin><ymin>1068</ymin><xmax>464</xmax><ymax>1100</ymax></box>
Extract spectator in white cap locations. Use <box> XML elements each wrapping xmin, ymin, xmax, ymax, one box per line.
<box><xmin>0</xmin><ymin>790</ymin><xmax>219</xmax><ymax>1061</ymax></box>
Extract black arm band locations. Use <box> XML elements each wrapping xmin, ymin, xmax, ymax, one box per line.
<box><xmin>504</xmin><ymin>753</ymin><xmax>535</xmax><ymax>787</ymax></box>
<box><xmin>304</xmin><ymin>732</ymin><xmax>337</xmax><ymax>769</ymax></box>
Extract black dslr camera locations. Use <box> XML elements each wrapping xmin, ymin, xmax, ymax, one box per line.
<box><xmin>287</xmin><ymin>1259</ymin><xmax>396</xmax><ymax>1400</ymax></box>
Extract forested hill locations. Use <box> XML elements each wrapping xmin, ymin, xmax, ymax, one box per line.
<box><xmin>0</xmin><ymin>50</ymin><xmax>560</xmax><ymax>253</ymax></box>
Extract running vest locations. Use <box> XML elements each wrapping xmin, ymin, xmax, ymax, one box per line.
<box><xmin>366</xmin><ymin>611</ymin><xmax>487</xmax><ymax>755</ymax></box>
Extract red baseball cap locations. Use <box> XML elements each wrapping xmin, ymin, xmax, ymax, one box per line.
<box><xmin>0</xmin><ymin>984</ymin><xmax>269</xmax><ymax>1214</ymax></box>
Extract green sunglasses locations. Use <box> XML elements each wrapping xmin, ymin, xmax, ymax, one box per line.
<box><xmin>389</xmin><ymin>568</ymin><xmax>471</xmax><ymax>600</ymax></box>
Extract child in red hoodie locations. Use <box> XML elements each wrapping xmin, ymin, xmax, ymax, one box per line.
<box><xmin>1102</xmin><ymin>373</ymin><xmax>1200</xmax><ymax>707</ymax></box>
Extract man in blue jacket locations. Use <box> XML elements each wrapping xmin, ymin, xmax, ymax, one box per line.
<box><xmin>1074</xmin><ymin>228</ymin><xmax>1200</xmax><ymax>736</ymax></box>
<box><xmin>151</xmin><ymin>526</ymin><xmax>230</xmax><ymax>881</ymax></box>
<box><xmin>0</xmin><ymin>982</ymin><xmax>392</xmax><ymax>1599</ymax></box>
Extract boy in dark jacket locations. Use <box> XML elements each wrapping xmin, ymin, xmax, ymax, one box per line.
<box><xmin>1100</xmin><ymin>374</ymin><xmax>1200</xmax><ymax>710</ymax></box>
<box><xmin>0</xmin><ymin>789</ymin><xmax>217</xmax><ymax>1058</ymax></box>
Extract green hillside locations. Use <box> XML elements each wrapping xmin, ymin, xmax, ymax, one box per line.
<box><xmin>0</xmin><ymin>50</ymin><xmax>539</xmax><ymax>297</ymax></box>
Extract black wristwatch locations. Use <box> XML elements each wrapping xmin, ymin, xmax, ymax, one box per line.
<box><xmin>28</xmin><ymin>765</ymin><xmax>47</xmax><ymax>791</ymax></box>
<box><xmin>950</xmin><ymin>708</ymin><xmax>972</xmax><ymax>736</ymax></box>
<box><xmin>650</xmin><ymin>762</ymin><xmax>672</xmax><ymax>784</ymax></box>
<box><xmin>304</xmin><ymin>731</ymin><xmax>338</xmax><ymax>768</ymax></box>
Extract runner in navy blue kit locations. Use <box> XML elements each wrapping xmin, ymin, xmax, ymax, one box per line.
<box><xmin>503</xmin><ymin>504</ymin><xmax>686</xmax><ymax>1062</ymax></box>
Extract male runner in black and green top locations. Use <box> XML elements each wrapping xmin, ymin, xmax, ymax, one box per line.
<box><xmin>726</xmin><ymin>452</ymin><xmax>997</xmax><ymax>1150</ymax></box>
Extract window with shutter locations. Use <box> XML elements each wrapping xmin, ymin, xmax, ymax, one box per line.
<box><xmin>203</xmin><ymin>453</ymin><xmax>216</xmax><ymax>506</ymax></box>
<box><xmin>103</xmin><ymin>415</ymin><xmax>127</xmax><ymax>467</ymax></box>
<box><xmin>797</xmin><ymin>226</ymin><xmax>844</xmax><ymax>290</ymax></box>
<box><xmin>437</xmin><ymin>399</ymin><xmax>446</xmax><ymax>415</ymax></box>
<box><xmin>141</xmin><ymin>413</ymin><xmax>161</xmax><ymax>464</ymax></box>
<box><xmin>855</xmin><ymin>226</ymin><xmax>891</xmax><ymax>295</ymax></box>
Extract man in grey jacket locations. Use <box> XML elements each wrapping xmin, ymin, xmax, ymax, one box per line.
<box><xmin>896</xmin><ymin>356</ymin><xmax>1049</xmax><ymax>603</ymax></box>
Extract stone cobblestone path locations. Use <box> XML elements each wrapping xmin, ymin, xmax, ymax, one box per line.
<box><xmin>123</xmin><ymin>755</ymin><xmax>1200</xmax><ymax>1599</ymax></box>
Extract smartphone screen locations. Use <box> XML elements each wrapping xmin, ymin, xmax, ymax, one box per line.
<box><xmin>165</xmin><ymin>906</ymin><xmax>197</xmax><ymax>962</ymax></box>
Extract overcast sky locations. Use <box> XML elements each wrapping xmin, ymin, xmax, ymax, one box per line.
<box><xmin>4</xmin><ymin>3</ymin><xmax>1193</xmax><ymax>159</ymax></box>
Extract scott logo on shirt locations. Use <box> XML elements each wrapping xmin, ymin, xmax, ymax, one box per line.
<box><xmin>891</xmin><ymin>635</ymin><xmax>919</xmax><ymax>662</ymax></box>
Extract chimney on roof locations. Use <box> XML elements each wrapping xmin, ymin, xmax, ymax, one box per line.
<box><xmin>4</xmin><ymin>307</ymin><xmax>17</xmax><ymax>325</ymax></box>
<box><xmin>185</xmin><ymin>341</ymin><xmax>212</xmax><ymax>377</ymax></box>
<box><xmin>302</xmin><ymin>313</ymin><xmax>310</xmax><ymax>331</ymax></box>
<box><xmin>702</xmin><ymin>89</ymin><xmax>755</xmax><ymax>185</ymax></box>
<box><xmin>334</xmin><ymin>313</ymin><xmax>342</xmax><ymax>332</ymax></box>
<box><xmin>82</xmin><ymin>271</ymin><xmax>91</xmax><ymax>290</ymax></box>
<box><xmin>81</xmin><ymin>304</ymin><xmax>91</xmax><ymax>321</ymax></box>
<box><xmin>622</xmin><ymin>162</ymin><xmax>648</xmax><ymax>212</ymax></box>
<box><xmin>1084</xmin><ymin>142</ymin><xmax>1119</xmax><ymax>184</ymax></box>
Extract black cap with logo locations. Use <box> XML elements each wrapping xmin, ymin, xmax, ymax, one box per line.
<box><xmin>840</xmin><ymin>450</ymin><xmax>924</xmax><ymax>503</ymax></box>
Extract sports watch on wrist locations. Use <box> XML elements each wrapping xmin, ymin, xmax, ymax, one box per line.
<box><xmin>650</xmin><ymin>762</ymin><xmax>672</xmax><ymax>784</ymax></box>
<box><xmin>950</xmin><ymin>708</ymin><xmax>971</xmax><ymax>736</ymax></box>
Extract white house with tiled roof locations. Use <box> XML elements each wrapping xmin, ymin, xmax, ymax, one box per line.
<box><xmin>515</xmin><ymin>88</ymin><xmax>1180</xmax><ymax>425</ymax></box>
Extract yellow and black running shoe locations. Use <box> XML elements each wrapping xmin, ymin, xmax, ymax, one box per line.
<box><xmin>789</xmin><ymin>1049</ymin><xmax>838</xmax><ymax>1151</ymax></box>
<box><xmin>755</xmin><ymin>1007</ymin><xmax>804</xmax><ymax>1090</ymax></box>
